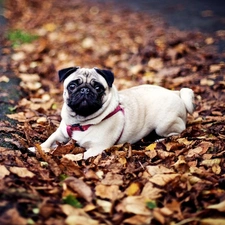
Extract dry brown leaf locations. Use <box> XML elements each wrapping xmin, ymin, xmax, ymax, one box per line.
<box><xmin>64</xmin><ymin>177</ymin><xmax>93</xmax><ymax>202</ymax></box>
<box><xmin>123</xmin><ymin>214</ymin><xmax>153</xmax><ymax>225</ymax></box>
<box><xmin>149</xmin><ymin>174</ymin><xmax>180</xmax><ymax>186</ymax></box>
<box><xmin>157</xmin><ymin>149</ymin><xmax>175</xmax><ymax>159</ymax></box>
<box><xmin>116</xmin><ymin>196</ymin><xmax>151</xmax><ymax>216</ymax></box>
<box><xmin>173</xmin><ymin>155</ymin><xmax>189</xmax><ymax>173</ymax></box>
<box><xmin>61</xmin><ymin>205</ymin><xmax>98</xmax><ymax>225</ymax></box>
<box><xmin>59</xmin><ymin>157</ymin><xmax>83</xmax><ymax>177</ymax></box>
<box><xmin>141</xmin><ymin>182</ymin><xmax>163</xmax><ymax>200</ymax></box>
<box><xmin>96</xmin><ymin>199</ymin><xmax>112</xmax><ymax>213</ymax></box>
<box><xmin>9</xmin><ymin>166</ymin><xmax>35</xmax><ymax>178</ymax></box>
<box><xmin>146</xmin><ymin>165</ymin><xmax>175</xmax><ymax>176</ymax></box>
<box><xmin>101</xmin><ymin>172</ymin><xmax>123</xmax><ymax>185</ymax></box>
<box><xmin>153</xmin><ymin>208</ymin><xmax>165</xmax><ymax>224</ymax></box>
<box><xmin>207</xmin><ymin>200</ymin><xmax>225</xmax><ymax>212</ymax></box>
<box><xmin>0</xmin><ymin>165</ymin><xmax>10</xmax><ymax>179</ymax></box>
<box><xmin>51</xmin><ymin>140</ymin><xmax>84</xmax><ymax>156</ymax></box>
<box><xmin>65</xmin><ymin>215</ymin><xmax>99</xmax><ymax>225</ymax></box>
<box><xmin>0</xmin><ymin>208</ymin><xmax>27</xmax><ymax>225</ymax></box>
<box><xmin>6</xmin><ymin>112</ymin><xmax>27</xmax><ymax>122</ymax></box>
<box><xmin>95</xmin><ymin>184</ymin><xmax>124</xmax><ymax>200</ymax></box>
<box><xmin>200</xmin><ymin>218</ymin><xmax>225</xmax><ymax>225</ymax></box>
<box><xmin>201</xmin><ymin>158</ymin><xmax>221</xmax><ymax>167</ymax></box>
<box><xmin>209</xmin><ymin>64</ymin><xmax>221</xmax><ymax>73</ymax></box>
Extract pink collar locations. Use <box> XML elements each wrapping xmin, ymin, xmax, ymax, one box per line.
<box><xmin>66</xmin><ymin>105</ymin><xmax>124</xmax><ymax>141</ymax></box>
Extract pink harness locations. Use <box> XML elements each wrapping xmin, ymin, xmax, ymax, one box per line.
<box><xmin>66</xmin><ymin>105</ymin><xmax>125</xmax><ymax>144</ymax></box>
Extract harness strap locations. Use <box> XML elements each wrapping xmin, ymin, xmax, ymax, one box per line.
<box><xmin>67</xmin><ymin>105</ymin><xmax>125</xmax><ymax>144</ymax></box>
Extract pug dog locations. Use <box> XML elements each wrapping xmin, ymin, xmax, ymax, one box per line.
<box><xmin>29</xmin><ymin>67</ymin><xmax>194</xmax><ymax>159</ymax></box>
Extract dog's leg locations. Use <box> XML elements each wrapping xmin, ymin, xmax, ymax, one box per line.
<box><xmin>155</xmin><ymin>117</ymin><xmax>186</xmax><ymax>137</ymax></box>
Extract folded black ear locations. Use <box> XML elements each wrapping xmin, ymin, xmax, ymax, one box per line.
<box><xmin>95</xmin><ymin>68</ymin><xmax>114</xmax><ymax>87</ymax></box>
<box><xmin>58</xmin><ymin>66</ymin><xmax>79</xmax><ymax>82</ymax></box>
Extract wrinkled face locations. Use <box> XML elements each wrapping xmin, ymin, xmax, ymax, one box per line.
<box><xmin>63</xmin><ymin>68</ymin><xmax>112</xmax><ymax>117</ymax></box>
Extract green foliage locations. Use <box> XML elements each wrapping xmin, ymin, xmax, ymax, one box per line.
<box><xmin>59</xmin><ymin>174</ymin><xmax>69</xmax><ymax>181</ymax></box>
<box><xmin>63</xmin><ymin>195</ymin><xmax>83</xmax><ymax>208</ymax></box>
<box><xmin>7</xmin><ymin>29</ymin><xmax>38</xmax><ymax>47</ymax></box>
<box><xmin>146</xmin><ymin>200</ymin><xmax>157</xmax><ymax>209</ymax></box>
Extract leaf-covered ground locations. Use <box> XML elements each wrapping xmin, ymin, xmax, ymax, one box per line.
<box><xmin>1</xmin><ymin>0</ymin><xmax>225</xmax><ymax>224</ymax></box>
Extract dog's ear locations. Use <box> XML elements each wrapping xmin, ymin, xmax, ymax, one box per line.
<box><xmin>95</xmin><ymin>68</ymin><xmax>114</xmax><ymax>87</ymax></box>
<box><xmin>58</xmin><ymin>67</ymin><xmax>79</xmax><ymax>82</ymax></box>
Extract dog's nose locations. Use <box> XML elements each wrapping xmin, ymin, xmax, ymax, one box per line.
<box><xmin>80</xmin><ymin>87</ymin><xmax>90</xmax><ymax>94</ymax></box>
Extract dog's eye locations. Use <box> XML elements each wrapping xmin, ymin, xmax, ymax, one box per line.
<box><xmin>94</xmin><ymin>84</ymin><xmax>103</xmax><ymax>92</ymax></box>
<box><xmin>68</xmin><ymin>83</ymin><xmax>76</xmax><ymax>91</ymax></box>
<box><xmin>95</xmin><ymin>85</ymin><xmax>100</xmax><ymax>91</ymax></box>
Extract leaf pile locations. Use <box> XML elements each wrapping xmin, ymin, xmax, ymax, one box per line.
<box><xmin>1</xmin><ymin>0</ymin><xmax>225</xmax><ymax>224</ymax></box>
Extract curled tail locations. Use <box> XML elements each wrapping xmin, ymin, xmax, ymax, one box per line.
<box><xmin>180</xmin><ymin>88</ymin><xmax>195</xmax><ymax>114</ymax></box>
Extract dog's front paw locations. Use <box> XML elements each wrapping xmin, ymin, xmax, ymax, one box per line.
<box><xmin>28</xmin><ymin>147</ymin><xmax>36</xmax><ymax>152</ymax></box>
<box><xmin>83</xmin><ymin>148</ymin><xmax>104</xmax><ymax>160</ymax></box>
<box><xmin>28</xmin><ymin>146</ymin><xmax>51</xmax><ymax>153</ymax></box>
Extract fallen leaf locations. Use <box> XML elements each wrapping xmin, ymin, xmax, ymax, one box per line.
<box><xmin>65</xmin><ymin>215</ymin><xmax>99</xmax><ymax>225</ymax></box>
<box><xmin>125</xmin><ymin>182</ymin><xmax>141</xmax><ymax>196</ymax></box>
<box><xmin>95</xmin><ymin>184</ymin><xmax>124</xmax><ymax>200</ymax></box>
<box><xmin>141</xmin><ymin>182</ymin><xmax>163</xmax><ymax>200</ymax></box>
<box><xmin>0</xmin><ymin>208</ymin><xmax>27</xmax><ymax>225</ymax></box>
<box><xmin>10</xmin><ymin>166</ymin><xmax>35</xmax><ymax>178</ymax></box>
<box><xmin>200</xmin><ymin>218</ymin><xmax>225</xmax><ymax>225</ymax></box>
<box><xmin>0</xmin><ymin>165</ymin><xmax>10</xmax><ymax>179</ymax></box>
<box><xmin>149</xmin><ymin>174</ymin><xmax>180</xmax><ymax>186</ymax></box>
<box><xmin>212</xmin><ymin>164</ymin><xmax>221</xmax><ymax>174</ymax></box>
<box><xmin>146</xmin><ymin>165</ymin><xmax>175</xmax><ymax>176</ymax></box>
<box><xmin>145</xmin><ymin>142</ymin><xmax>157</xmax><ymax>151</ymax></box>
<box><xmin>201</xmin><ymin>158</ymin><xmax>221</xmax><ymax>167</ymax></box>
<box><xmin>116</xmin><ymin>196</ymin><xmax>151</xmax><ymax>216</ymax></box>
<box><xmin>96</xmin><ymin>199</ymin><xmax>112</xmax><ymax>213</ymax></box>
<box><xmin>207</xmin><ymin>200</ymin><xmax>225</xmax><ymax>212</ymax></box>
<box><xmin>123</xmin><ymin>214</ymin><xmax>153</xmax><ymax>225</ymax></box>
<box><xmin>64</xmin><ymin>177</ymin><xmax>93</xmax><ymax>202</ymax></box>
<box><xmin>101</xmin><ymin>172</ymin><xmax>123</xmax><ymax>185</ymax></box>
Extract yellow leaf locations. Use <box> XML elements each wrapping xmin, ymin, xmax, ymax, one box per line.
<box><xmin>145</xmin><ymin>143</ymin><xmax>157</xmax><ymax>151</ymax></box>
<box><xmin>125</xmin><ymin>182</ymin><xmax>141</xmax><ymax>196</ymax></box>
<box><xmin>43</xmin><ymin>23</ymin><xmax>57</xmax><ymax>32</ymax></box>
<box><xmin>201</xmin><ymin>158</ymin><xmax>221</xmax><ymax>167</ymax></box>
<box><xmin>212</xmin><ymin>164</ymin><xmax>221</xmax><ymax>175</ymax></box>
<box><xmin>118</xmin><ymin>157</ymin><xmax>127</xmax><ymax>165</ymax></box>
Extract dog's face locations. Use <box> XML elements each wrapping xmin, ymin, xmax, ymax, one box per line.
<box><xmin>59</xmin><ymin>67</ymin><xmax>114</xmax><ymax>117</ymax></box>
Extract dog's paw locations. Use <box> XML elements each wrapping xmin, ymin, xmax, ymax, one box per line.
<box><xmin>83</xmin><ymin>148</ymin><xmax>104</xmax><ymax>160</ymax></box>
<box><xmin>28</xmin><ymin>146</ymin><xmax>51</xmax><ymax>153</ymax></box>
<box><xmin>28</xmin><ymin>147</ymin><xmax>36</xmax><ymax>152</ymax></box>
